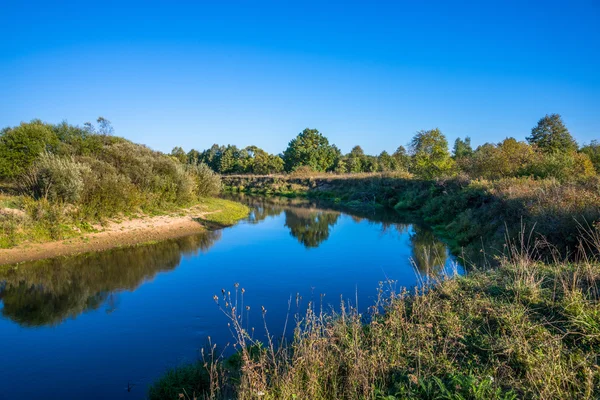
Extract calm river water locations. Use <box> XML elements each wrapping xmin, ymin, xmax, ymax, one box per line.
<box><xmin>0</xmin><ymin>195</ymin><xmax>461</xmax><ymax>399</ymax></box>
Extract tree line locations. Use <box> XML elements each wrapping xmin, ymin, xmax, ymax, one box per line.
<box><xmin>174</xmin><ymin>114</ymin><xmax>599</xmax><ymax>181</ymax></box>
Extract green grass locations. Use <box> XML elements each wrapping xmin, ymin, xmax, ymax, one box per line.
<box><xmin>151</xmin><ymin>245</ymin><xmax>600</xmax><ymax>399</ymax></box>
<box><xmin>0</xmin><ymin>194</ymin><xmax>249</xmax><ymax>250</ymax></box>
<box><xmin>197</xmin><ymin>197</ymin><xmax>250</xmax><ymax>227</ymax></box>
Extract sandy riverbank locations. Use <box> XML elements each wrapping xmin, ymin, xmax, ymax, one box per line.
<box><xmin>0</xmin><ymin>209</ymin><xmax>218</xmax><ymax>265</ymax></box>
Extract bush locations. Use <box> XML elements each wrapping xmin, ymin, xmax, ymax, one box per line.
<box><xmin>148</xmin><ymin>362</ymin><xmax>211</xmax><ymax>400</ymax></box>
<box><xmin>0</xmin><ymin>121</ymin><xmax>58</xmax><ymax>179</ymax></box>
<box><xmin>19</xmin><ymin>152</ymin><xmax>90</xmax><ymax>204</ymax></box>
<box><xmin>188</xmin><ymin>163</ymin><xmax>222</xmax><ymax>197</ymax></box>
<box><xmin>527</xmin><ymin>151</ymin><xmax>595</xmax><ymax>181</ymax></box>
<box><xmin>77</xmin><ymin>157</ymin><xmax>140</xmax><ymax>219</ymax></box>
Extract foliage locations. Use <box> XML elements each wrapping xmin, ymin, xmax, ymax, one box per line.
<box><xmin>459</xmin><ymin>138</ymin><xmax>535</xmax><ymax>180</ymax></box>
<box><xmin>20</xmin><ymin>152</ymin><xmax>90</xmax><ymax>203</ymax></box>
<box><xmin>188</xmin><ymin>163</ymin><xmax>223</xmax><ymax>197</ymax></box>
<box><xmin>283</xmin><ymin>128</ymin><xmax>340</xmax><ymax>172</ymax></box>
<box><xmin>183</xmin><ymin>114</ymin><xmax>595</xmax><ymax>182</ymax></box>
<box><xmin>409</xmin><ymin>128</ymin><xmax>455</xmax><ymax>179</ymax></box>
<box><xmin>148</xmin><ymin>362</ymin><xmax>211</xmax><ymax>400</ymax></box>
<box><xmin>453</xmin><ymin>136</ymin><xmax>473</xmax><ymax>158</ymax></box>
<box><xmin>527</xmin><ymin>150</ymin><xmax>595</xmax><ymax>181</ymax></box>
<box><xmin>0</xmin><ymin>119</ymin><xmax>230</xmax><ymax>248</ymax></box>
<box><xmin>0</xmin><ymin>120</ymin><xmax>58</xmax><ymax>179</ymax></box>
<box><xmin>527</xmin><ymin>113</ymin><xmax>578</xmax><ymax>153</ymax></box>
<box><xmin>580</xmin><ymin>140</ymin><xmax>600</xmax><ymax>172</ymax></box>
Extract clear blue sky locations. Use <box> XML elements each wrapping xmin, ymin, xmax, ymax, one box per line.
<box><xmin>1</xmin><ymin>0</ymin><xmax>599</xmax><ymax>155</ymax></box>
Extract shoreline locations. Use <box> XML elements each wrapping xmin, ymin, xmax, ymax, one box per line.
<box><xmin>0</xmin><ymin>209</ymin><xmax>219</xmax><ymax>266</ymax></box>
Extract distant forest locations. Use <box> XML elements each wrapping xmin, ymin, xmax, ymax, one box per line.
<box><xmin>171</xmin><ymin>114</ymin><xmax>599</xmax><ymax>181</ymax></box>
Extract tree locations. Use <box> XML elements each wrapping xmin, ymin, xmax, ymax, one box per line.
<box><xmin>463</xmin><ymin>138</ymin><xmax>534</xmax><ymax>179</ymax></box>
<box><xmin>283</xmin><ymin>128</ymin><xmax>339</xmax><ymax>172</ymax></box>
<box><xmin>218</xmin><ymin>145</ymin><xmax>239</xmax><ymax>174</ymax></box>
<box><xmin>349</xmin><ymin>145</ymin><xmax>364</xmax><ymax>157</ymax></box>
<box><xmin>333</xmin><ymin>158</ymin><xmax>347</xmax><ymax>173</ymax></box>
<box><xmin>527</xmin><ymin>150</ymin><xmax>595</xmax><ymax>181</ymax></box>
<box><xmin>378</xmin><ymin>151</ymin><xmax>397</xmax><ymax>172</ymax></box>
<box><xmin>170</xmin><ymin>147</ymin><xmax>187</xmax><ymax>163</ymax></box>
<box><xmin>580</xmin><ymin>141</ymin><xmax>600</xmax><ymax>173</ymax></box>
<box><xmin>453</xmin><ymin>137</ymin><xmax>473</xmax><ymax>159</ymax></box>
<box><xmin>0</xmin><ymin>120</ymin><xmax>59</xmax><ymax>180</ymax></box>
<box><xmin>527</xmin><ymin>114</ymin><xmax>577</xmax><ymax>153</ymax></box>
<box><xmin>248</xmin><ymin>146</ymin><xmax>284</xmax><ymax>174</ymax></box>
<box><xmin>96</xmin><ymin>117</ymin><xmax>114</xmax><ymax>136</ymax></box>
<box><xmin>186</xmin><ymin>149</ymin><xmax>201</xmax><ymax>164</ymax></box>
<box><xmin>393</xmin><ymin>146</ymin><xmax>411</xmax><ymax>171</ymax></box>
<box><xmin>409</xmin><ymin>128</ymin><xmax>454</xmax><ymax>179</ymax></box>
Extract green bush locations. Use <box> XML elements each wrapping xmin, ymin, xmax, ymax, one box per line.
<box><xmin>20</xmin><ymin>152</ymin><xmax>90</xmax><ymax>204</ymax></box>
<box><xmin>0</xmin><ymin>121</ymin><xmax>58</xmax><ymax>179</ymax></box>
<box><xmin>188</xmin><ymin>162</ymin><xmax>222</xmax><ymax>197</ymax></box>
<box><xmin>527</xmin><ymin>151</ymin><xmax>595</xmax><ymax>181</ymax></box>
<box><xmin>148</xmin><ymin>362</ymin><xmax>210</xmax><ymax>400</ymax></box>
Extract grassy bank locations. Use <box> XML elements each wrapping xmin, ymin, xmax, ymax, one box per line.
<box><xmin>0</xmin><ymin>193</ymin><xmax>248</xmax><ymax>250</ymax></box>
<box><xmin>150</xmin><ymin>232</ymin><xmax>600</xmax><ymax>399</ymax></box>
<box><xmin>222</xmin><ymin>173</ymin><xmax>600</xmax><ymax>263</ymax></box>
<box><xmin>144</xmin><ymin>173</ymin><xmax>600</xmax><ymax>399</ymax></box>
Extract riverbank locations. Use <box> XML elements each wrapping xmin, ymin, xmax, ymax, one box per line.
<box><xmin>150</xmin><ymin>237</ymin><xmax>600</xmax><ymax>400</ymax></box>
<box><xmin>142</xmin><ymin>175</ymin><xmax>600</xmax><ymax>399</ymax></box>
<box><xmin>223</xmin><ymin>173</ymin><xmax>600</xmax><ymax>263</ymax></box>
<box><xmin>0</xmin><ymin>198</ymin><xmax>248</xmax><ymax>265</ymax></box>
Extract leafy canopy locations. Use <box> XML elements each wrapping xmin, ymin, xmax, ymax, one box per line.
<box><xmin>409</xmin><ymin>128</ymin><xmax>454</xmax><ymax>179</ymax></box>
<box><xmin>283</xmin><ymin>128</ymin><xmax>340</xmax><ymax>172</ymax></box>
<box><xmin>527</xmin><ymin>114</ymin><xmax>577</xmax><ymax>153</ymax></box>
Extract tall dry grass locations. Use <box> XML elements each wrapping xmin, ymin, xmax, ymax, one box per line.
<box><xmin>152</xmin><ymin>228</ymin><xmax>600</xmax><ymax>400</ymax></box>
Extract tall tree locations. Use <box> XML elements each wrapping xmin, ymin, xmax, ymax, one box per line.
<box><xmin>393</xmin><ymin>145</ymin><xmax>411</xmax><ymax>171</ymax></box>
<box><xmin>527</xmin><ymin>114</ymin><xmax>577</xmax><ymax>153</ymax></box>
<box><xmin>283</xmin><ymin>128</ymin><xmax>339</xmax><ymax>172</ymax></box>
<box><xmin>409</xmin><ymin>128</ymin><xmax>455</xmax><ymax>179</ymax></box>
<box><xmin>453</xmin><ymin>137</ymin><xmax>473</xmax><ymax>159</ymax></box>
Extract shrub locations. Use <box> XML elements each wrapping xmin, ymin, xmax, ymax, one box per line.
<box><xmin>148</xmin><ymin>362</ymin><xmax>211</xmax><ymax>400</ymax></box>
<box><xmin>0</xmin><ymin>120</ymin><xmax>59</xmax><ymax>179</ymax></box>
<box><xmin>527</xmin><ymin>151</ymin><xmax>595</xmax><ymax>181</ymax></box>
<box><xmin>77</xmin><ymin>157</ymin><xmax>140</xmax><ymax>219</ymax></box>
<box><xmin>19</xmin><ymin>152</ymin><xmax>90</xmax><ymax>204</ymax></box>
<box><xmin>188</xmin><ymin>163</ymin><xmax>222</xmax><ymax>197</ymax></box>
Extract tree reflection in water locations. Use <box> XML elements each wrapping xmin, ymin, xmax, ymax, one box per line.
<box><xmin>284</xmin><ymin>208</ymin><xmax>340</xmax><ymax>248</ymax></box>
<box><xmin>0</xmin><ymin>231</ymin><xmax>220</xmax><ymax>327</ymax></box>
<box><xmin>0</xmin><ymin>195</ymin><xmax>456</xmax><ymax>328</ymax></box>
<box><xmin>410</xmin><ymin>226</ymin><xmax>450</xmax><ymax>276</ymax></box>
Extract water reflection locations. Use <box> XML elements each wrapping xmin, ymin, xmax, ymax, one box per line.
<box><xmin>284</xmin><ymin>209</ymin><xmax>340</xmax><ymax>248</ymax></box>
<box><xmin>0</xmin><ymin>231</ymin><xmax>220</xmax><ymax>327</ymax></box>
<box><xmin>410</xmin><ymin>226</ymin><xmax>450</xmax><ymax>276</ymax></box>
<box><xmin>0</xmin><ymin>195</ymin><xmax>456</xmax><ymax>328</ymax></box>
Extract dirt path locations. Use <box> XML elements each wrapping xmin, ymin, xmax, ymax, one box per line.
<box><xmin>0</xmin><ymin>208</ymin><xmax>219</xmax><ymax>265</ymax></box>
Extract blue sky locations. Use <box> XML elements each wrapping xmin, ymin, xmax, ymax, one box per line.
<box><xmin>1</xmin><ymin>0</ymin><xmax>599</xmax><ymax>155</ymax></box>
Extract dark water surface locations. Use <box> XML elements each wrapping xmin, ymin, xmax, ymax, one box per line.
<box><xmin>0</xmin><ymin>195</ymin><xmax>461</xmax><ymax>399</ymax></box>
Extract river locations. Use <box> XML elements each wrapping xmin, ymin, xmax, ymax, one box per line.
<box><xmin>0</xmin><ymin>195</ymin><xmax>461</xmax><ymax>399</ymax></box>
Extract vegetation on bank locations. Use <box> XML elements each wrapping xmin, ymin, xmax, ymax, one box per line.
<box><xmin>150</xmin><ymin>232</ymin><xmax>600</xmax><ymax>400</ymax></box>
<box><xmin>0</xmin><ymin>119</ymin><xmax>232</xmax><ymax>249</ymax></box>
<box><xmin>222</xmin><ymin>173</ymin><xmax>600</xmax><ymax>264</ymax></box>
<box><xmin>175</xmin><ymin>114</ymin><xmax>598</xmax><ymax>181</ymax></box>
